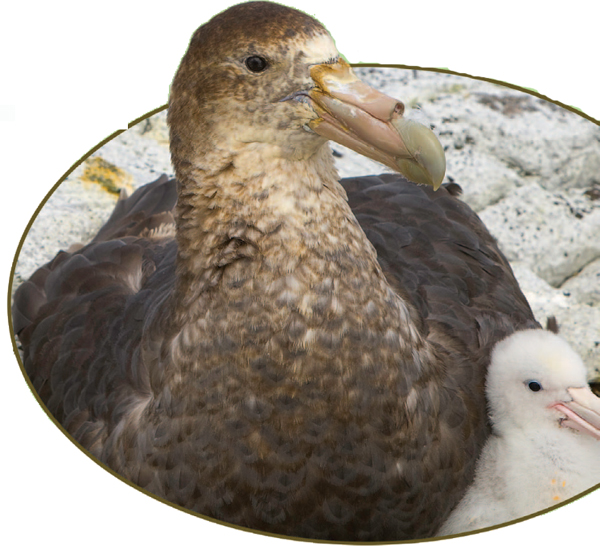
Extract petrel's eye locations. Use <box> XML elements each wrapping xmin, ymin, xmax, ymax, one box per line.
<box><xmin>245</xmin><ymin>56</ymin><xmax>268</xmax><ymax>73</ymax></box>
<box><xmin>526</xmin><ymin>380</ymin><xmax>543</xmax><ymax>392</ymax></box>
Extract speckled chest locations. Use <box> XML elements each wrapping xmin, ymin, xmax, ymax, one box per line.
<box><xmin>171</xmin><ymin>248</ymin><xmax>417</xmax><ymax>385</ymax></box>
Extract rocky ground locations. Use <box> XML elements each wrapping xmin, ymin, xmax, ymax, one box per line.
<box><xmin>11</xmin><ymin>67</ymin><xmax>600</xmax><ymax>377</ymax></box>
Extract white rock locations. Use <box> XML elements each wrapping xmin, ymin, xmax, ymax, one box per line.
<box><xmin>511</xmin><ymin>262</ymin><xmax>600</xmax><ymax>378</ymax></box>
<box><xmin>444</xmin><ymin>148</ymin><xmax>521</xmax><ymax>212</ymax></box>
<box><xmin>94</xmin><ymin>111</ymin><xmax>174</xmax><ymax>187</ymax></box>
<box><xmin>562</xmin><ymin>258</ymin><xmax>600</xmax><ymax>306</ymax></box>
<box><xmin>479</xmin><ymin>183</ymin><xmax>600</xmax><ymax>287</ymax></box>
<box><xmin>14</xmin><ymin>164</ymin><xmax>116</xmax><ymax>287</ymax></box>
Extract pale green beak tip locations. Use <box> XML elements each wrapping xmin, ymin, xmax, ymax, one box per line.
<box><xmin>391</xmin><ymin>118</ymin><xmax>446</xmax><ymax>190</ymax></box>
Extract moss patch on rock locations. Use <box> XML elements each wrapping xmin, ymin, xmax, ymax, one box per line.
<box><xmin>82</xmin><ymin>157</ymin><xmax>133</xmax><ymax>194</ymax></box>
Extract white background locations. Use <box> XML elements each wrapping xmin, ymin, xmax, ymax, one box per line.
<box><xmin>2</xmin><ymin>1</ymin><xmax>598</xmax><ymax>544</ymax></box>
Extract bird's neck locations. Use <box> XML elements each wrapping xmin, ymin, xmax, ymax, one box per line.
<box><xmin>156</xmin><ymin>142</ymin><xmax>434</xmax><ymax>397</ymax></box>
<box><xmin>168</xmin><ymin>142</ymin><xmax>427</xmax><ymax>359</ymax></box>
<box><xmin>173</xmin><ymin>145</ymin><xmax>373</xmax><ymax>295</ymax></box>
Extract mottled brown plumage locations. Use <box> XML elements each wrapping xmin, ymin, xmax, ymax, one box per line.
<box><xmin>12</xmin><ymin>2</ymin><xmax>538</xmax><ymax>541</ymax></box>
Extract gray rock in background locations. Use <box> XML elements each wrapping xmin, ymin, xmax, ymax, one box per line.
<box><xmin>11</xmin><ymin>67</ymin><xmax>600</xmax><ymax>376</ymax></box>
<box><xmin>479</xmin><ymin>184</ymin><xmax>600</xmax><ymax>287</ymax></box>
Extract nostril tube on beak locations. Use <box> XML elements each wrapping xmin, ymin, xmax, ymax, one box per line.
<box><xmin>307</xmin><ymin>57</ymin><xmax>446</xmax><ymax>188</ymax></box>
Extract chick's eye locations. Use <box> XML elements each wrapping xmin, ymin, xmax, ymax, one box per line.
<box><xmin>527</xmin><ymin>380</ymin><xmax>543</xmax><ymax>392</ymax></box>
<box><xmin>245</xmin><ymin>56</ymin><xmax>268</xmax><ymax>73</ymax></box>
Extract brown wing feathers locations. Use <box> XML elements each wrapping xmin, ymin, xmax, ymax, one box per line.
<box><xmin>14</xmin><ymin>176</ymin><xmax>178</xmax><ymax>453</ymax></box>
<box><xmin>93</xmin><ymin>174</ymin><xmax>177</xmax><ymax>243</ymax></box>
<box><xmin>13</xmin><ymin>172</ymin><xmax>537</xmax><ymax>539</ymax></box>
<box><xmin>343</xmin><ymin>174</ymin><xmax>537</xmax><ymax>349</ymax></box>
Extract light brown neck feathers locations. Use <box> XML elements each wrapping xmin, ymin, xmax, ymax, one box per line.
<box><xmin>172</xmin><ymin>144</ymin><xmax>375</xmax><ymax>294</ymax></box>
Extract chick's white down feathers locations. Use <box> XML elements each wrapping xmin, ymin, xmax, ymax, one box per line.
<box><xmin>438</xmin><ymin>330</ymin><xmax>600</xmax><ymax>535</ymax></box>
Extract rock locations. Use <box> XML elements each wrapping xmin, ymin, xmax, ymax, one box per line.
<box><xmin>14</xmin><ymin>162</ymin><xmax>119</xmax><ymax>288</ymax></box>
<box><xmin>561</xmin><ymin>258</ymin><xmax>600</xmax><ymax>306</ymax></box>
<box><xmin>81</xmin><ymin>157</ymin><xmax>134</xmax><ymax>194</ymax></box>
<box><xmin>511</xmin><ymin>261</ymin><xmax>600</xmax><ymax>380</ymax></box>
<box><xmin>135</xmin><ymin>110</ymin><xmax>170</xmax><ymax>145</ymax></box>
<box><xmin>443</xmin><ymin>149</ymin><xmax>521</xmax><ymax>212</ymax></box>
<box><xmin>479</xmin><ymin>183</ymin><xmax>600</xmax><ymax>287</ymax></box>
<box><xmin>91</xmin><ymin>110</ymin><xmax>174</xmax><ymax>186</ymax></box>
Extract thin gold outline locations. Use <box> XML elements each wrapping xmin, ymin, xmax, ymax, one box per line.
<box><xmin>6</xmin><ymin>63</ymin><xmax>600</xmax><ymax>544</ymax></box>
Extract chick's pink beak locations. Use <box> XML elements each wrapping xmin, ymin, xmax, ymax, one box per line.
<box><xmin>554</xmin><ymin>387</ymin><xmax>600</xmax><ymax>440</ymax></box>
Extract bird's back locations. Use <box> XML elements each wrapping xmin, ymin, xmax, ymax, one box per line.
<box><xmin>342</xmin><ymin>174</ymin><xmax>537</xmax><ymax>350</ymax></box>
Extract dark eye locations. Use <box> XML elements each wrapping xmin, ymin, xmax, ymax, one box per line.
<box><xmin>245</xmin><ymin>56</ymin><xmax>268</xmax><ymax>73</ymax></box>
<box><xmin>526</xmin><ymin>380</ymin><xmax>543</xmax><ymax>392</ymax></box>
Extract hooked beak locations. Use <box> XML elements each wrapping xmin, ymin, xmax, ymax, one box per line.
<box><xmin>300</xmin><ymin>59</ymin><xmax>446</xmax><ymax>189</ymax></box>
<box><xmin>554</xmin><ymin>387</ymin><xmax>600</xmax><ymax>440</ymax></box>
